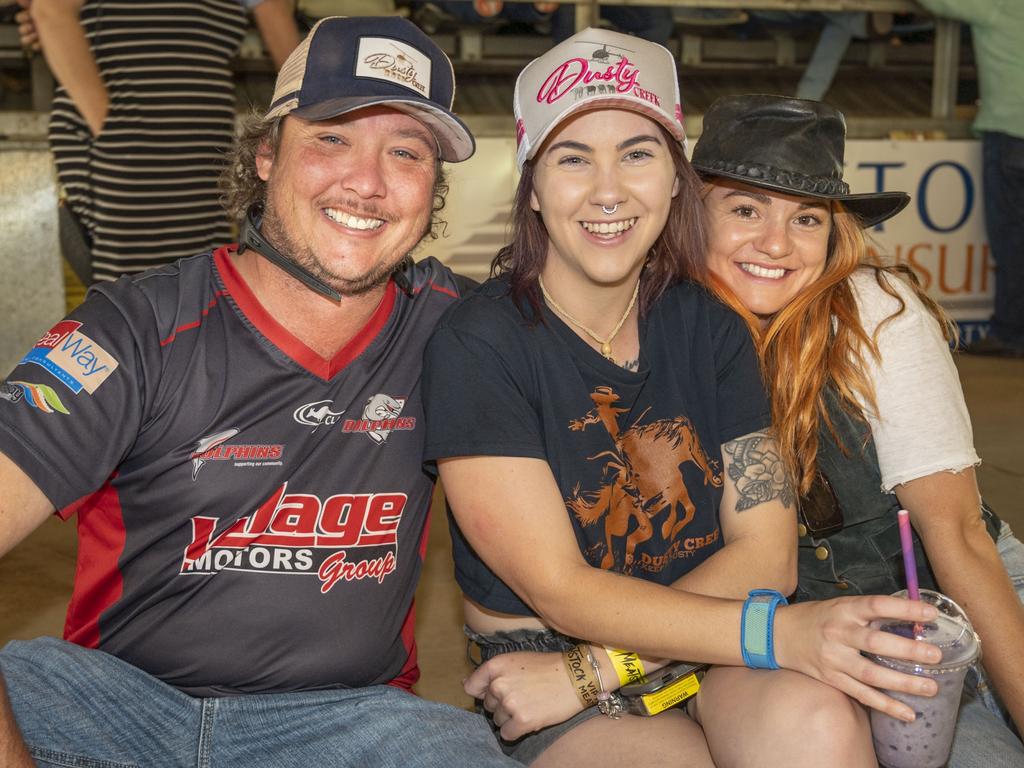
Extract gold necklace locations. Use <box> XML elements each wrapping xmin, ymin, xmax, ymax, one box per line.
<box><xmin>538</xmin><ymin>275</ymin><xmax>640</xmax><ymax>361</ymax></box>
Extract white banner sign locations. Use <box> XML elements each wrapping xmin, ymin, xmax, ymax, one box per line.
<box><xmin>846</xmin><ymin>139</ymin><xmax>990</xmax><ymax>343</ymax></box>
<box><xmin>417</xmin><ymin>137</ymin><xmax>518</xmax><ymax>284</ymax></box>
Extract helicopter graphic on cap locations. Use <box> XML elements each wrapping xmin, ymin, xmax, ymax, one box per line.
<box><xmin>580</xmin><ymin>40</ymin><xmax>635</xmax><ymax>64</ymax></box>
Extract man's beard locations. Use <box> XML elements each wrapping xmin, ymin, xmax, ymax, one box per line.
<box><xmin>259</xmin><ymin>197</ymin><xmax>412</xmax><ymax>297</ymax></box>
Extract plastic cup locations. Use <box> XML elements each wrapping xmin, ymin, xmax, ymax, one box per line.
<box><xmin>867</xmin><ymin>589</ymin><xmax>981</xmax><ymax>768</ymax></box>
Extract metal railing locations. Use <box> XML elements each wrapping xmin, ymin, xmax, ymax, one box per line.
<box><xmin>0</xmin><ymin>2</ymin><xmax>961</xmax><ymax>121</ymax></box>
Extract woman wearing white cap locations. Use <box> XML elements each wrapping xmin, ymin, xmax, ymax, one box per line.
<box><xmin>422</xmin><ymin>31</ymin><xmax>940</xmax><ymax>767</ymax></box>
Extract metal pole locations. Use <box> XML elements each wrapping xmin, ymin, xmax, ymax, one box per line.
<box><xmin>931</xmin><ymin>17</ymin><xmax>960</xmax><ymax>120</ymax></box>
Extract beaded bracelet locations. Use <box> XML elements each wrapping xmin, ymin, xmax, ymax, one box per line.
<box><xmin>587</xmin><ymin>646</ymin><xmax>625</xmax><ymax>719</ymax></box>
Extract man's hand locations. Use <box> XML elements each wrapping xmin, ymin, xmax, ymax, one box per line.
<box><xmin>464</xmin><ymin>651</ymin><xmax>584</xmax><ymax>741</ymax></box>
<box><xmin>15</xmin><ymin>0</ymin><xmax>40</xmax><ymax>51</ymax></box>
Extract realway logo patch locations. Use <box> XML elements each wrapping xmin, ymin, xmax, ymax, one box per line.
<box><xmin>21</xmin><ymin>320</ymin><xmax>118</xmax><ymax>395</ymax></box>
<box><xmin>179</xmin><ymin>482</ymin><xmax>403</xmax><ymax>593</ymax></box>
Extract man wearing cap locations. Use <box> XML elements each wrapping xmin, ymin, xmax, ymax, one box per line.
<box><xmin>0</xmin><ymin>17</ymin><xmax>515</xmax><ymax>768</ymax></box>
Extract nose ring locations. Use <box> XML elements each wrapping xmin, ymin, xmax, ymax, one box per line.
<box><xmin>601</xmin><ymin>204</ymin><xmax>618</xmax><ymax>215</ymax></box>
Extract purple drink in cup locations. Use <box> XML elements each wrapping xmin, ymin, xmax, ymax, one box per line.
<box><xmin>867</xmin><ymin>589</ymin><xmax>980</xmax><ymax>768</ymax></box>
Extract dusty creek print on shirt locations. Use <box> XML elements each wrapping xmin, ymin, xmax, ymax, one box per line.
<box><xmin>567</xmin><ymin>386</ymin><xmax>723</xmax><ymax>573</ymax></box>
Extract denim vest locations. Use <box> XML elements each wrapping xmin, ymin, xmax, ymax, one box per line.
<box><xmin>794</xmin><ymin>391</ymin><xmax>999</xmax><ymax>602</ymax></box>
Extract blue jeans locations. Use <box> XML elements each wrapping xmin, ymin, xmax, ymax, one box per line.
<box><xmin>948</xmin><ymin>522</ymin><xmax>1024</xmax><ymax>767</ymax></box>
<box><xmin>982</xmin><ymin>131</ymin><xmax>1024</xmax><ymax>347</ymax></box>
<box><xmin>746</xmin><ymin>12</ymin><xmax>868</xmax><ymax>100</ymax></box>
<box><xmin>0</xmin><ymin>637</ymin><xmax>517</xmax><ymax>768</ymax></box>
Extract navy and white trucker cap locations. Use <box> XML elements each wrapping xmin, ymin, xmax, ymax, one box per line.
<box><xmin>265</xmin><ymin>16</ymin><xmax>475</xmax><ymax>162</ymax></box>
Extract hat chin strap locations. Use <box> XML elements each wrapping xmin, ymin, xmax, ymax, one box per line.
<box><xmin>239</xmin><ymin>205</ymin><xmax>342</xmax><ymax>302</ymax></box>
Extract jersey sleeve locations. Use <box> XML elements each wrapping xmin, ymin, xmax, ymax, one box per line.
<box><xmin>849</xmin><ymin>270</ymin><xmax>979</xmax><ymax>492</ymax></box>
<box><xmin>422</xmin><ymin>311</ymin><xmax>546</xmax><ymax>463</ymax></box>
<box><xmin>709</xmin><ymin>301</ymin><xmax>773</xmax><ymax>443</ymax></box>
<box><xmin>0</xmin><ymin>287</ymin><xmax>155</xmax><ymax>514</ymax></box>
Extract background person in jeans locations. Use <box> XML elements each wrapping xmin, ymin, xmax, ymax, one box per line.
<box><xmin>914</xmin><ymin>0</ymin><xmax>1024</xmax><ymax>358</ymax></box>
<box><xmin>0</xmin><ymin>17</ymin><xmax>516</xmax><ymax>768</ymax></box>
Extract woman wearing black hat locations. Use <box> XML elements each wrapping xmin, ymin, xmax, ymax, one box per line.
<box><xmin>693</xmin><ymin>94</ymin><xmax>1024</xmax><ymax>763</ymax></box>
<box><xmin>422</xmin><ymin>32</ymin><xmax>948</xmax><ymax>767</ymax></box>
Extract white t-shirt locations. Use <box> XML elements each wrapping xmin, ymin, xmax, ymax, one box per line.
<box><xmin>848</xmin><ymin>269</ymin><xmax>980</xmax><ymax>492</ymax></box>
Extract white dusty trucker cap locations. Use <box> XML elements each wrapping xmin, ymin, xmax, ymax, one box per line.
<box><xmin>512</xmin><ymin>26</ymin><xmax>687</xmax><ymax>168</ymax></box>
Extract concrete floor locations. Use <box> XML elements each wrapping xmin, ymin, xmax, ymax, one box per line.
<box><xmin>0</xmin><ymin>355</ymin><xmax>1021</xmax><ymax>710</ymax></box>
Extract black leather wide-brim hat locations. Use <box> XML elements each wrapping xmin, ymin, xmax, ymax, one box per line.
<box><xmin>691</xmin><ymin>94</ymin><xmax>910</xmax><ymax>228</ymax></box>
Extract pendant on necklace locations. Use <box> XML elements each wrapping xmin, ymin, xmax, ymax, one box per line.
<box><xmin>600</xmin><ymin>342</ymin><xmax>613</xmax><ymax>359</ymax></box>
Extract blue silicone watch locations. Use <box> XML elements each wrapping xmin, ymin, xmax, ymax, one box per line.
<box><xmin>741</xmin><ymin>589</ymin><xmax>788</xmax><ymax>669</ymax></box>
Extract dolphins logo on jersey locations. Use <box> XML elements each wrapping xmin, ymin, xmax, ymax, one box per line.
<box><xmin>190</xmin><ymin>429</ymin><xmax>240</xmax><ymax>480</ymax></box>
<box><xmin>293</xmin><ymin>400</ymin><xmax>345</xmax><ymax>433</ymax></box>
<box><xmin>340</xmin><ymin>393</ymin><xmax>416</xmax><ymax>443</ymax></box>
<box><xmin>363</xmin><ymin>394</ymin><xmax>405</xmax><ymax>444</ymax></box>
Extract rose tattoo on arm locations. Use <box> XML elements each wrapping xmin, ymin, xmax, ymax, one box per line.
<box><xmin>723</xmin><ymin>433</ymin><xmax>795</xmax><ymax>512</ymax></box>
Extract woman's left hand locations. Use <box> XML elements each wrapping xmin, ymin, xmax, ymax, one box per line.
<box><xmin>463</xmin><ymin>650</ymin><xmax>585</xmax><ymax>741</ymax></box>
<box><xmin>773</xmin><ymin>595</ymin><xmax>941</xmax><ymax>721</ymax></box>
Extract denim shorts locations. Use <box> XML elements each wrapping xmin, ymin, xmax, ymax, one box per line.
<box><xmin>0</xmin><ymin>636</ymin><xmax>517</xmax><ymax>768</ymax></box>
<box><xmin>466</xmin><ymin>627</ymin><xmax>606</xmax><ymax>766</ymax></box>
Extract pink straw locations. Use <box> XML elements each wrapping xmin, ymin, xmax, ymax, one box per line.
<box><xmin>897</xmin><ymin>509</ymin><xmax>921</xmax><ymax>601</ymax></box>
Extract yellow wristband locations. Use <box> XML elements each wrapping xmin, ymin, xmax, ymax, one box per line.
<box><xmin>606</xmin><ymin>648</ymin><xmax>646</xmax><ymax>687</ymax></box>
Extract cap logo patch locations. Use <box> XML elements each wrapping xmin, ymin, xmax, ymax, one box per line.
<box><xmin>536</xmin><ymin>53</ymin><xmax>644</xmax><ymax>106</ymax></box>
<box><xmin>356</xmin><ymin>37</ymin><xmax>431</xmax><ymax>97</ymax></box>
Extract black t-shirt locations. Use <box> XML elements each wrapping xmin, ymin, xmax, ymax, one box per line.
<box><xmin>422</xmin><ymin>277</ymin><xmax>771</xmax><ymax>616</ymax></box>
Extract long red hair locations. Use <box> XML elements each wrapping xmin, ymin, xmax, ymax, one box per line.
<box><xmin>706</xmin><ymin>201</ymin><xmax>953</xmax><ymax>496</ymax></box>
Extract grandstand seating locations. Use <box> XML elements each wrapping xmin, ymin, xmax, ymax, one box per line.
<box><xmin>0</xmin><ymin>1</ymin><xmax>971</xmax><ymax>137</ymax></box>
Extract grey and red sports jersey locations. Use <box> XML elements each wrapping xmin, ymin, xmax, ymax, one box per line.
<box><xmin>0</xmin><ymin>247</ymin><xmax>461</xmax><ymax>696</ymax></box>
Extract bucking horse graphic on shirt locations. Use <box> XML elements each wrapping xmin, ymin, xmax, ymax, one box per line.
<box><xmin>566</xmin><ymin>386</ymin><xmax>722</xmax><ymax>572</ymax></box>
